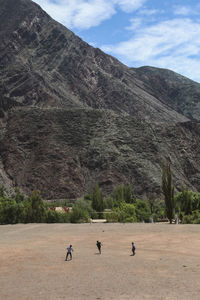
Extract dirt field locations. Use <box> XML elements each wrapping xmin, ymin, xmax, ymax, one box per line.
<box><xmin>1</xmin><ymin>223</ymin><xmax>200</xmax><ymax>300</ymax></box>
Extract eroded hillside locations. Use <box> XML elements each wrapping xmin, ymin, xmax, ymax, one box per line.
<box><xmin>0</xmin><ymin>0</ymin><xmax>200</xmax><ymax>198</ymax></box>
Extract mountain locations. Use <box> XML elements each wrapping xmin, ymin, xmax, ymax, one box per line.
<box><xmin>0</xmin><ymin>0</ymin><xmax>200</xmax><ymax>199</ymax></box>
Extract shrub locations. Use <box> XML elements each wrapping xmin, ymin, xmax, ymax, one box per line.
<box><xmin>70</xmin><ymin>206</ymin><xmax>90</xmax><ymax>223</ymax></box>
<box><xmin>46</xmin><ymin>209</ymin><xmax>71</xmax><ymax>223</ymax></box>
<box><xmin>135</xmin><ymin>199</ymin><xmax>151</xmax><ymax>222</ymax></box>
<box><xmin>0</xmin><ymin>198</ymin><xmax>18</xmax><ymax>224</ymax></box>
<box><xmin>116</xmin><ymin>203</ymin><xmax>137</xmax><ymax>223</ymax></box>
<box><xmin>181</xmin><ymin>210</ymin><xmax>200</xmax><ymax>224</ymax></box>
<box><xmin>182</xmin><ymin>214</ymin><xmax>194</xmax><ymax>224</ymax></box>
<box><xmin>105</xmin><ymin>211</ymin><xmax>119</xmax><ymax>222</ymax></box>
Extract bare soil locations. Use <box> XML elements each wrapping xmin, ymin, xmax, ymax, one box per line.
<box><xmin>1</xmin><ymin>223</ymin><xmax>200</xmax><ymax>300</ymax></box>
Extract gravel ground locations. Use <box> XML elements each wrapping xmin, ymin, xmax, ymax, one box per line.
<box><xmin>1</xmin><ymin>223</ymin><xmax>200</xmax><ymax>300</ymax></box>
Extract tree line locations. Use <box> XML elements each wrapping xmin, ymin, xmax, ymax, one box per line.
<box><xmin>0</xmin><ymin>184</ymin><xmax>163</xmax><ymax>224</ymax></box>
<box><xmin>0</xmin><ymin>162</ymin><xmax>200</xmax><ymax>224</ymax></box>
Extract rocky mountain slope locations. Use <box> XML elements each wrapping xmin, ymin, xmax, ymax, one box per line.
<box><xmin>0</xmin><ymin>0</ymin><xmax>200</xmax><ymax>199</ymax></box>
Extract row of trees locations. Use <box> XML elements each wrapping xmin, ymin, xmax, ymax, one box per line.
<box><xmin>1</xmin><ymin>161</ymin><xmax>200</xmax><ymax>224</ymax></box>
<box><xmin>0</xmin><ymin>184</ymin><xmax>165</xmax><ymax>224</ymax></box>
<box><xmin>72</xmin><ymin>184</ymin><xmax>165</xmax><ymax>223</ymax></box>
<box><xmin>0</xmin><ymin>189</ymin><xmax>71</xmax><ymax>224</ymax></box>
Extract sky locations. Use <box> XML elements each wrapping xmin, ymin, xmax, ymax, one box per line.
<box><xmin>33</xmin><ymin>0</ymin><xmax>200</xmax><ymax>83</ymax></box>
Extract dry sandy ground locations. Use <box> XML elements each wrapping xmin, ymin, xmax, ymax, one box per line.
<box><xmin>1</xmin><ymin>223</ymin><xmax>200</xmax><ymax>300</ymax></box>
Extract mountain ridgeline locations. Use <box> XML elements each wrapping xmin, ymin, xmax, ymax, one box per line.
<box><xmin>0</xmin><ymin>0</ymin><xmax>200</xmax><ymax>199</ymax></box>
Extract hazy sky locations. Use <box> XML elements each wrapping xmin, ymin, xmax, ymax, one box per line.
<box><xmin>33</xmin><ymin>0</ymin><xmax>200</xmax><ymax>82</ymax></box>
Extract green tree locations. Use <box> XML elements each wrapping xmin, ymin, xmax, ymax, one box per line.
<box><xmin>105</xmin><ymin>196</ymin><xmax>115</xmax><ymax>209</ymax></box>
<box><xmin>162</xmin><ymin>162</ymin><xmax>175</xmax><ymax>224</ymax></box>
<box><xmin>123</xmin><ymin>184</ymin><xmax>134</xmax><ymax>203</ymax></box>
<box><xmin>115</xmin><ymin>203</ymin><xmax>137</xmax><ymax>223</ymax></box>
<box><xmin>175</xmin><ymin>190</ymin><xmax>200</xmax><ymax>223</ymax></box>
<box><xmin>111</xmin><ymin>184</ymin><xmax>134</xmax><ymax>207</ymax></box>
<box><xmin>135</xmin><ymin>199</ymin><xmax>151</xmax><ymax>222</ymax></box>
<box><xmin>91</xmin><ymin>184</ymin><xmax>105</xmax><ymax>218</ymax></box>
<box><xmin>26</xmin><ymin>190</ymin><xmax>47</xmax><ymax>223</ymax></box>
<box><xmin>176</xmin><ymin>188</ymin><xmax>192</xmax><ymax>216</ymax></box>
<box><xmin>191</xmin><ymin>192</ymin><xmax>200</xmax><ymax>211</ymax></box>
<box><xmin>112</xmin><ymin>185</ymin><xmax>124</xmax><ymax>207</ymax></box>
<box><xmin>147</xmin><ymin>193</ymin><xmax>157</xmax><ymax>214</ymax></box>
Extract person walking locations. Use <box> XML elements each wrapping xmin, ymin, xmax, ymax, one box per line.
<box><xmin>65</xmin><ymin>245</ymin><xmax>74</xmax><ymax>261</ymax></box>
<box><xmin>96</xmin><ymin>240</ymin><xmax>102</xmax><ymax>254</ymax></box>
<box><xmin>131</xmin><ymin>242</ymin><xmax>136</xmax><ymax>256</ymax></box>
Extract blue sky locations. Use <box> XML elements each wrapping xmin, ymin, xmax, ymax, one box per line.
<box><xmin>33</xmin><ymin>0</ymin><xmax>200</xmax><ymax>82</ymax></box>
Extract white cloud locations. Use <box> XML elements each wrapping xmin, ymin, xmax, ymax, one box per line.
<box><xmin>173</xmin><ymin>4</ymin><xmax>200</xmax><ymax>16</ymax></box>
<box><xmin>33</xmin><ymin>0</ymin><xmax>146</xmax><ymax>29</ymax></box>
<box><xmin>138</xmin><ymin>8</ymin><xmax>159</xmax><ymax>16</ymax></box>
<box><xmin>101</xmin><ymin>18</ymin><xmax>200</xmax><ymax>82</ymax></box>
<box><xmin>34</xmin><ymin>0</ymin><xmax>115</xmax><ymax>29</ymax></box>
<box><xmin>113</xmin><ymin>0</ymin><xmax>146</xmax><ymax>13</ymax></box>
<box><xmin>173</xmin><ymin>6</ymin><xmax>193</xmax><ymax>16</ymax></box>
<box><xmin>126</xmin><ymin>18</ymin><xmax>143</xmax><ymax>30</ymax></box>
<box><xmin>71</xmin><ymin>1</ymin><xmax>115</xmax><ymax>29</ymax></box>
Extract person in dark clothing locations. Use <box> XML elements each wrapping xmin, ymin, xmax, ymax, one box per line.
<box><xmin>96</xmin><ymin>240</ymin><xmax>102</xmax><ymax>254</ymax></box>
<box><xmin>131</xmin><ymin>242</ymin><xmax>136</xmax><ymax>256</ymax></box>
<box><xmin>65</xmin><ymin>245</ymin><xmax>73</xmax><ymax>261</ymax></box>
